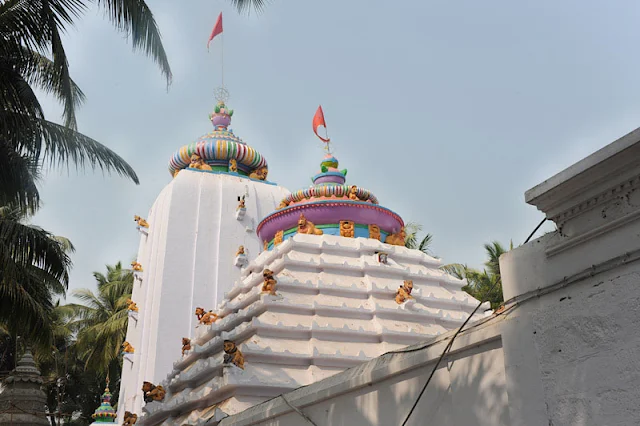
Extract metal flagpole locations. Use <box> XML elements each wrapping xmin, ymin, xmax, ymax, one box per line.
<box><xmin>221</xmin><ymin>32</ymin><xmax>224</xmax><ymax>89</ymax></box>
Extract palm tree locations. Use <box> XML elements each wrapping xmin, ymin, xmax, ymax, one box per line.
<box><xmin>404</xmin><ymin>222</ymin><xmax>434</xmax><ymax>255</ymax></box>
<box><xmin>1</xmin><ymin>0</ymin><xmax>171</xmax><ymax>351</ymax></box>
<box><xmin>441</xmin><ymin>240</ymin><xmax>511</xmax><ymax>310</ymax></box>
<box><xmin>1</xmin><ymin>0</ymin><xmax>174</xmax><ymax>208</ymax></box>
<box><xmin>68</xmin><ymin>262</ymin><xmax>133</xmax><ymax>377</ymax></box>
<box><xmin>0</xmin><ymin>206</ymin><xmax>72</xmax><ymax>345</ymax></box>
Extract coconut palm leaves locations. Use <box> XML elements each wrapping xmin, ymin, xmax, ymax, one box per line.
<box><xmin>441</xmin><ymin>241</ymin><xmax>512</xmax><ymax>310</ymax></box>
<box><xmin>67</xmin><ymin>262</ymin><xmax>133</xmax><ymax>374</ymax></box>
<box><xmin>404</xmin><ymin>222</ymin><xmax>434</xmax><ymax>255</ymax></box>
<box><xmin>0</xmin><ymin>206</ymin><xmax>72</xmax><ymax>342</ymax></box>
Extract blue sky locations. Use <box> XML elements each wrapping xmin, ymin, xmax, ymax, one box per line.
<box><xmin>34</xmin><ymin>0</ymin><xmax>640</xmax><ymax>294</ymax></box>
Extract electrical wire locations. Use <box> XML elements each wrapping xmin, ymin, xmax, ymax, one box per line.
<box><xmin>399</xmin><ymin>290</ymin><xmax>491</xmax><ymax>426</ymax></box>
<box><xmin>524</xmin><ymin>217</ymin><xmax>547</xmax><ymax>244</ymax></box>
<box><xmin>400</xmin><ymin>215</ymin><xmax>547</xmax><ymax>426</ymax></box>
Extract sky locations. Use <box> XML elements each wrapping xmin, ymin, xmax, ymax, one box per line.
<box><xmin>33</xmin><ymin>0</ymin><xmax>640</xmax><ymax>296</ymax></box>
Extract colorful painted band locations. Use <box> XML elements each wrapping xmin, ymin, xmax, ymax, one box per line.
<box><xmin>280</xmin><ymin>185</ymin><xmax>379</xmax><ymax>205</ymax></box>
<box><xmin>257</xmin><ymin>200</ymin><xmax>403</xmax><ymax>243</ymax></box>
<box><xmin>168</xmin><ymin>135</ymin><xmax>267</xmax><ymax>176</ymax></box>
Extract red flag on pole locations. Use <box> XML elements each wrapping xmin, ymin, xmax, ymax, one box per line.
<box><xmin>207</xmin><ymin>12</ymin><xmax>223</xmax><ymax>50</ymax></box>
<box><xmin>312</xmin><ymin>105</ymin><xmax>330</xmax><ymax>143</ymax></box>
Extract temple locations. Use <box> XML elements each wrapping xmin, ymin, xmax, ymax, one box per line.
<box><xmin>117</xmin><ymin>99</ymin><xmax>290</xmax><ymax>422</ymax></box>
<box><xmin>118</xmin><ymin>98</ymin><xmax>489</xmax><ymax>424</ymax></box>
<box><xmin>90</xmin><ymin>383</ymin><xmax>117</xmax><ymax>425</ymax></box>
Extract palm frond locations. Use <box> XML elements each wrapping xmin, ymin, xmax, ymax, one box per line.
<box><xmin>95</xmin><ymin>0</ymin><xmax>172</xmax><ymax>85</ymax></box>
<box><xmin>2</xmin><ymin>114</ymin><xmax>139</xmax><ymax>183</ymax></box>
<box><xmin>229</xmin><ymin>0</ymin><xmax>268</xmax><ymax>13</ymax></box>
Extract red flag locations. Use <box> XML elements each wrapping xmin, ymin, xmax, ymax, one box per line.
<box><xmin>207</xmin><ymin>13</ymin><xmax>223</xmax><ymax>49</ymax></box>
<box><xmin>312</xmin><ymin>105</ymin><xmax>330</xmax><ymax>143</ymax></box>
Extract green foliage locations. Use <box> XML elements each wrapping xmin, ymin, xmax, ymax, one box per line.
<box><xmin>404</xmin><ymin>221</ymin><xmax>433</xmax><ymax>256</ymax></box>
<box><xmin>36</xmin><ymin>262</ymin><xmax>134</xmax><ymax>425</ymax></box>
<box><xmin>441</xmin><ymin>240</ymin><xmax>512</xmax><ymax>310</ymax></box>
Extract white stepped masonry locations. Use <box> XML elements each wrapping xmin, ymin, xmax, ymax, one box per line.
<box><xmin>117</xmin><ymin>169</ymin><xmax>290</xmax><ymax>423</ymax></box>
<box><xmin>139</xmin><ymin>234</ymin><xmax>489</xmax><ymax>425</ymax></box>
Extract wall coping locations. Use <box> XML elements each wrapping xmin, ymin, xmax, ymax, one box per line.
<box><xmin>525</xmin><ymin>127</ymin><xmax>640</xmax><ymax>223</ymax></box>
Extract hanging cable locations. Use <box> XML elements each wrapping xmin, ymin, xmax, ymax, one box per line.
<box><xmin>400</xmin><ymin>215</ymin><xmax>552</xmax><ymax>425</ymax></box>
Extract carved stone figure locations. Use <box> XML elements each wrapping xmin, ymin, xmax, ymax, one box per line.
<box><xmin>141</xmin><ymin>382</ymin><xmax>154</xmax><ymax>403</ymax></box>
<box><xmin>263</xmin><ymin>240</ymin><xmax>269</xmax><ymax>251</ymax></box>
<box><xmin>131</xmin><ymin>261</ymin><xmax>143</xmax><ymax>272</ymax></box>
<box><xmin>297</xmin><ymin>213</ymin><xmax>323</xmax><ymax>235</ymax></box>
<box><xmin>126</xmin><ymin>299</ymin><xmax>138</xmax><ymax>312</ymax></box>
<box><xmin>182</xmin><ymin>338</ymin><xmax>191</xmax><ymax>355</ymax></box>
<box><xmin>195</xmin><ymin>307</ymin><xmax>205</xmax><ymax>321</ymax></box>
<box><xmin>369</xmin><ymin>224</ymin><xmax>381</xmax><ymax>241</ymax></box>
<box><xmin>236</xmin><ymin>245</ymin><xmax>245</xmax><ymax>257</ymax></box>
<box><xmin>348</xmin><ymin>185</ymin><xmax>359</xmax><ymax>201</ymax></box>
<box><xmin>188</xmin><ymin>154</ymin><xmax>212</xmax><ymax>171</ymax></box>
<box><xmin>261</xmin><ymin>269</ymin><xmax>277</xmax><ymax>295</ymax></box>
<box><xmin>147</xmin><ymin>385</ymin><xmax>166</xmax><ymax>402</ymax></box>
<box><xmin>340</xmin><ymin>220</ymin><xmax>355</xmax><ymax>238</ymax></box>
<box><xmin>133</xmin><ymin>215</ymin><xmax>149</xmax><ymax>228</ymax></box>
<box><xmin>173</xmin><ymin>169</ymin><xmax>181</xmax><ymax>178</ymax></box>
<box><xmin>249</xmin><ymin>166</ymin><xmax>268</xmax><ymax>180</ymax></box>
<box><xmin>229</xmin><ymin>158</ymin><xmax>238</xmax><ymax>172</ymax></box>
<box><xmin>200</xmin><ymin>310</ymin><xmax>218</xmax><ymax>325</ymax></box>
<box><xmin>123</xmin><ymin>411</ymin><xmax>138</xmax><ymax>425</ymax></box>
<box><xmin>122</xmin><ymin>342</ymin><xmax>134</xmax><ymax>353</ymax></box>
<box><xmin>277</xmin><ymin>199</ymin><xmax>290</xmax><ymax>210</ymax></box>
<box><xmin>223</xmin><ymin>340</ymin><xmax>245</xmax><ymax>369</ymax></box>
<box><xmin>395</xmin><ymin>280</ymin><xmax>414</xmax><ymax>304</ymax></box>
<box><xmin>237</xmin><ymin>196</ymin><xmax>246</xmax><ymax>210</ymax></box>
<box><xmin>274</xmin><ymin>230</ymin><xmax>284</xmax><ymax>246</ymax></box>
<box><xmin>385</xmin><ymin>227</ymin><xmax>406</xmax><ymax>246</ymax></box>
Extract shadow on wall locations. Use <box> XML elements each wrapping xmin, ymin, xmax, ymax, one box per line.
<box><xmin>273</xmin><ymin>337</ymin><xmax>510</xmax><ymax>426</ymax></box>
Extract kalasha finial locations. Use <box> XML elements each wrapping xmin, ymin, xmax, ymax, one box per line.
<box><xmin>209</xmin><ymin>87</ymin><xmax>234</xmax><ymax>129</ymax></box>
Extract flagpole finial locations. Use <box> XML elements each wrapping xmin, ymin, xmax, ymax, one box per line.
<box><xmin>214</xmin><ymin>87</ymin><xmax>230</xmax><ymax>104</ymax></box>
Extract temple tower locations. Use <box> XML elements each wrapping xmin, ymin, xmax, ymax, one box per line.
<box><xmin>0</xmin><ymin>349</ymin><xmax>48</xmax><ymax>426</ymax></box>
<box><xmin>117</xmin><ymin>100</ymin><xmax>290</xmax><ymax>421</ymax></box>
<box><xmin>90</xmin><ymin>383</ymin><xmax>117</xmax><ymax>425</ymax></box>
<box><xmin>139</xmin><ymin>153</ymin><xmax>489</xmax><ymax>424</ymax></box>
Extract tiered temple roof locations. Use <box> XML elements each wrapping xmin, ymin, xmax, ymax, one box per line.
<box><xmin>139</xmin><ymin>154</ymin><xmax>489</xmax><ymax>425</ymax></box>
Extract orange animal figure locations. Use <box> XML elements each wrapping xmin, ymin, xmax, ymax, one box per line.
<box><xmin>199</xmin><ymin>310</ymin><xmax>218</xmax><ymax>325</ymax></box>
<box><xmin>195</xmin><ymin>307</ymin><xmax>206</xmax><ymax>321</ymax></box>
<box><xmin>223</xmin><ymin>340</ymin><xmax>245</xmax><ymax>369</ymax></box>
<box><xmin>340</xmin><ymin>220</ymin><xmax>355</xmax><ymax>238</ymax></box>
<box><xmin>188</xmin><ymin>154</ymin><xmax>212</xmax><ymax>171</ymax></box>
<box><xmin>133</xmin><ymin>215</ymin><xmax>149</xmax><ymax>228</ymax></box>
<box><xmin>276</xmin><ymin>199</ymin><xmax>289</xmax><ymax>210</ymax></box>
<box><xmin>131</xmin><ymin>261</ymin><xmax>143</xmax><ymax>272</ymax></box>
<box><xmin>182</xmin><ymin>337</ymin><xmax>191</xmax><ymax>355</ymax></box>
<box><xmin>229</xmin><ymin>158</ymin><xmax>238</xmax><ymax>172</ymax></box>
<box><xmin>261</xmin><ymin>269</ymin><xmax>277</xmax><ymax>295</ymax></box>
<box><xmin>237</xmin><ymin>196</ymin><xmax>246</xmax><ymax>210</ymax></box>
<box><xmin>122</xmin><ymin>342</ymin><xmax>134</xmax><ymax>354</ymax></box>
<box><xmin>126</xmin><ymin>299</ymin><xmax>138</xmax><ymax>312</ymax></box>
<box><xmin>148</xmin><ymin>385</ymin><xmax>166</xmax><ymax>402</ymax></box>
<box><xmin>142</xmin><ymin>382</ymin><xmax>154</xmax><ymax>403</ymax></box>
<box><xmin>123</xmin><ymin>411</ymin><xmax>138</xmax><ymax>425</ymax></box>
<box><xmin>348</xmin><ymin>185</ymin><xmax>359</xmax><ymax>201</ymax></box>
<box><xmin>385</xmin><ymin>227</ymin><xmax>406</xmax><ymax>246</ymax></box>
<box><xmin>395</xmin><ymin>280</ymin><xmax>414</xmax><ymax>304</ymax></box>
<box><xmin>236</xmin><ymin>245</ymin><xmax>245</xmax><ymax>256</ymax></box>
<box><xmin>249</xmin><ymin>166</ymin><xmax>268</xmax><ymax>180</ymax></box>
<box><xmin>297</xmin><ymin>213</ymin><xmax>323</xmax><ymax>235</ymax></box>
